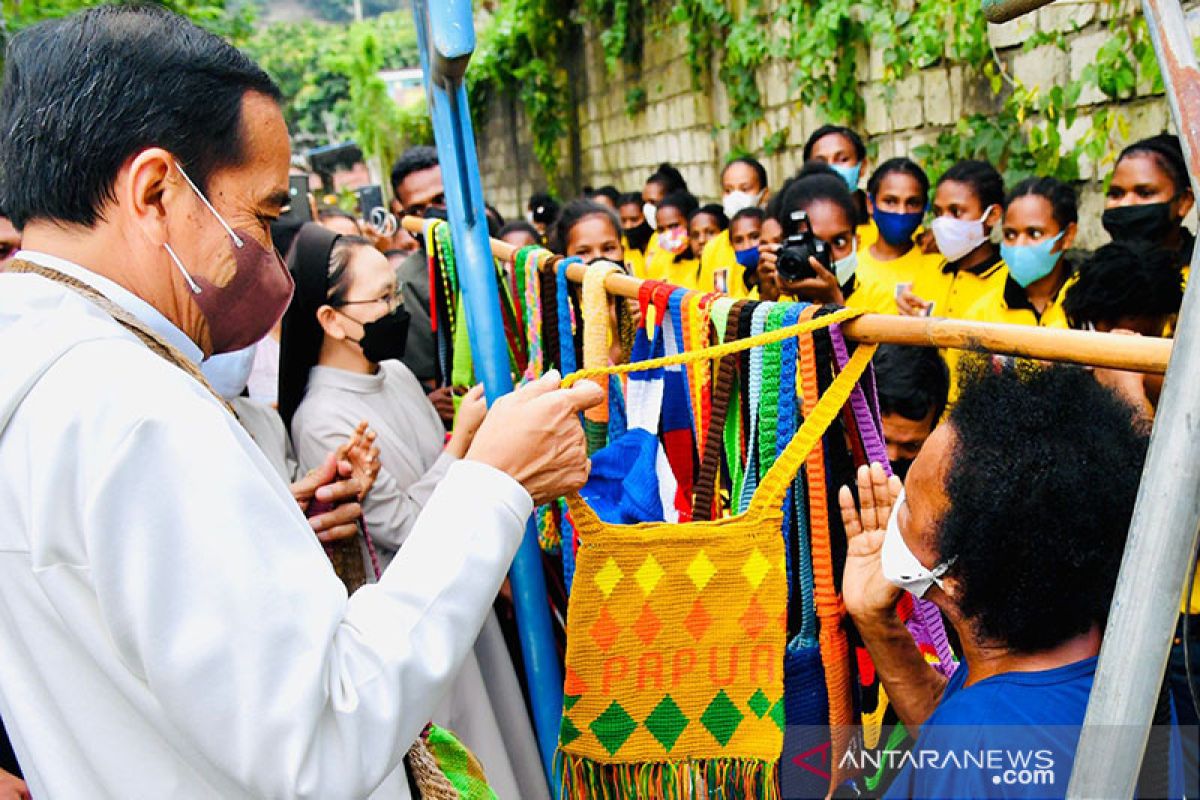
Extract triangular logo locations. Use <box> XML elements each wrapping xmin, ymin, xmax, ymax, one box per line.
<box><xmin>792</xmin><ymin>740</ymin><xmax>831</xmax><ymax>780</ymax></box>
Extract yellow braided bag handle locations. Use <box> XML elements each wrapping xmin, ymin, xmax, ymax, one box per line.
<box><xmin>562</xmin><ymin>305</ymin><xmax>863</xmax><ymax>390</ymax></box>
<box><xmin>562</xmin><ymin>306</ymin><xmax>875</xmax><ymax>525</ymax></box>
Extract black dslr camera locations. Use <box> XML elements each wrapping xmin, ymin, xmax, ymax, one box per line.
<box><xmin>776</xmin><ymin>211</ymin><xmax>831</xmax><ymax>282</ymax></box>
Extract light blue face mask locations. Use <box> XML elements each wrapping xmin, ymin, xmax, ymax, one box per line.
<box><xmin>1001</xmin><ymin>231</ymin><xmax>1065</xmax><ymax>288</ymax></box>
<box><xmin>830</xmin><ymin>162</ymin><xmax>862</xmax><ymax>192</ymax></box>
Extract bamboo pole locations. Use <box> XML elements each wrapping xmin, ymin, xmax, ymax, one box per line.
<box><xmin>402</xmin><ymin>216</ymin><xmax>1173</xmax><ymax>375</ymax></box>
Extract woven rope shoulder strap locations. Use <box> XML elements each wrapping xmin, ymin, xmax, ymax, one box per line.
<box><xmin>563</xmin><ymin>306</ymin><xmax>875</xmax><ymax>527</ymax></box>
<box><xmin>6</xmin><ymin>260</ymin><xmax>234</xmax><ymax>415</ymax></box>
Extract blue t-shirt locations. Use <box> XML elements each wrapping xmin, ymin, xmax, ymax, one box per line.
<box><xmin>883</xmin><ymin>656</ymin><xmax>1098</xmax><ymax>799</ymax></box>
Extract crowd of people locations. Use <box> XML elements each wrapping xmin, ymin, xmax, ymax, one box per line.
<box><xmin>0</xmin><ymin>4</ymin><xmax>1195</xmax><ymax>799</ymax></box>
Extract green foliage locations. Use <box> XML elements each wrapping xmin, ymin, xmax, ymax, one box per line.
<box><xmin>625</xmin><ymin>85</ymin><xmax>647</xmax><ymax>118</ymax></box>
<box><xmin>241</xmin><ymin>11</ymin><xmax>420</xmax><ymax>148</ymax></box>
<box><xmin>470</xmin><ymin>0</ymin><xmax>576</xmax><ymax>185</ymax></box>
<box><xmin>1</xmin><ymin>0</ymin><xmax>254</xmax><ymax>48</ymax></box>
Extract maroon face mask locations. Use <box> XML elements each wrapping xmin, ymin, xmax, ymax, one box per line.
<box><xmin>164</xmin><ymin>162</ymin><xmax>296</xmax><ymax>354</ymax></box>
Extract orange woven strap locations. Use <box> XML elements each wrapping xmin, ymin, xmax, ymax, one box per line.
<box><xmin>581</xmin><ymin>262</ymin><xmax>619</xmax><ymax>424</ymax></box>
<box><xmin>797</xmin><ymin>305</ymin><xmax>856</xmax><ymax>793</ymax></box>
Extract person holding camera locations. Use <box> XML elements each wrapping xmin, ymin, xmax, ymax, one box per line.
<box><xmin>757</xmin><ymin>162</ymin><xmax>866</xmax><ymax>305</ymax></box>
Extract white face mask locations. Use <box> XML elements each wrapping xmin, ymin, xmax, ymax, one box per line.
<box><xmin>722</xmin><ymin>189</ymin><xmax>763</xmax><ymax>219</ymax></box>
<box><xmin>930</xmin><ymin>204</ymin><xmax>995</xmax><ymax>262</ymax></box>
<box><xmin>642</xmin><ymin>202</ymin><xmax>658</xmax><ymax>231</ymax></box>
<box><xmin>834</xmin><ymin>237</ymin><xmax>858</xmax><ymax>286</ymax></box>
<box><xmin>200</xmin><ymin>344</ymin><xmax>257</xmax><ymax>400</ymax></box>
<box><xmin>880</xmin><ymin>488</ymin><xmax>954</xmax><ymax>598</ymax></box>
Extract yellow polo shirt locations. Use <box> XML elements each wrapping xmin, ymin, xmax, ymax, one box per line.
<box><xmin>697</xmin><ymin>230</ymin><xmax>752</xmax><ymax>297</ymax></box>
<box><xmin>852</xmin><ymin>245</ymin><xmax>948</xmax><ymax>316</ymax></box>
<box><xmin>910</xmin><ymin>253</ymin><xmax>1009</xmax><ymax>320</ymax></box>
<box><xmin>622</xmin><ymin>237</ymin><xmax>646</xmax><ymax>280</ymax></box>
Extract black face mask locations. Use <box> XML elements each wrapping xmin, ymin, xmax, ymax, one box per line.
<box><xmin>624</xmin><ymin>221</ymin><xmax>653</xmax><ymax>253</ymax></box>
<box><xmin>1102</xmin><ymin>202</ymin><xmax>1179</xmax><ymax>243</ymax></box>
<box><xmin>890</xmin><ymin>458</ymin><xmax>914</xmax><ymax>482</ymax></box>
<box><xmin>354</xmin><ymin>306</ymin><xmax>411</xmax><ymax>364</ymax></box>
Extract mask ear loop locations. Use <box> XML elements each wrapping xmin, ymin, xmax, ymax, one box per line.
<box><xmin>163</xmin><ymin>242</ymin><xmax>202</xmax><ymax>294</ymax></box>
<box><xmin>172</xmin><ymin>160</ymin><xmax>244</xmax><ymax>248</ymax></box>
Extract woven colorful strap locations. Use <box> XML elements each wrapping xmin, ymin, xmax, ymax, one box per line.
<box><xmin>516</xmin><ymin>246</ymin><xmax>545</xmax><ymax>381</ymax></box>
<box><xmin>582</xmin><ymin>261</ymin><xmax>619</xmax><ymax>427</ymax></box>
<box><xmin>737</xmin><ymin>302</ymin><xmax>775</xmax><ymax>514</ymax></box>
<box><xmin>692</xmin><ymin>300</ymin><xmax>746</xmax><ymax>522</ymax></box>
<box><xmin>757</xmin><ymin>305</ymin><xmax>790</xmax><ymax>482</ymax></box>
<box><xmin>827</xmin><ymin>326</ymin><xmax>958</xmax><ymax>679</ymax></box>
<box><xmin>540</xmin><ymin>258</ymin><xmax>562</xmax><ymax>372</ymax></box>
<box><xmin>728</xmin><ymin>304</ymin><xmax>756</xmax><ymax>510</ymax></box>
<box><xmin>556</xmin><ymin>257</ymin><xmax>581</xmax><ymax>375</ymax></box>
<box><xmin>774</xmin><ymin>303</ymin><xmax>805</xmax><ymax>619</ymax></box>
<box><xmin>796</xmin><ymin>305</ymin><xmax>855</xmax><ymax>794</ymax></box>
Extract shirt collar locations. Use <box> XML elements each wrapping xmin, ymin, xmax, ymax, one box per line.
<box><xmin>942</xmin><ymin>250</ymin><xmax>1003</xmax><ymax>278</ymax></box>
<box><xmin>1001</xmin><ymin>269</ymin><xmax>1074</xmax><ymax>323</ymax></box>
<box><xmin>15</xmin><ymin>250</ymin><xmax>204</xmax><ymax>365</ymax></box>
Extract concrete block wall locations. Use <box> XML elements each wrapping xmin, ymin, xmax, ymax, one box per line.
<box><xmin>474</xmin><ymin>0</ymin><xmax>1200</xmax><ymax>247</ymax></box>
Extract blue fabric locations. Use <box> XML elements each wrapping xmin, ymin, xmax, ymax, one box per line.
<box><xmin>555</xmin><ymin>258</ymin><xmax>581</xmax><ymax>375</ymax></box>
<box><xmin>580</xmin><ymin>429</ymin><xmax>665</xmax><ymax>524</ymax></box>
<box><xmin>883</xmin><ymin>656</ymin><xmax>1182</xmax><ymax>799</ymax></box>
<box><xmin>607</xmin><ymin>373</ymin><xmax>627</xmax><ymax>441</ymax></box>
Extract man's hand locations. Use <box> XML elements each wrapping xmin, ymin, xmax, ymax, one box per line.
<box><xmin>0</xmin><ymin>768</ymin><xmax>29</xmax><ymax>800</ymax></box>
<box><xmin>465</xmin><ymin>370</ymin><xmax>604</xmax><ymax>505</ymax></box>
<box><xmin>334</xmin><ymin>421</ymin><xmax>381</xmax><ymax>501</ymax></box>
<box><xmin>428</xmin><ymin>385</ymin><xmax>458</xmax><ymax>425</ymax></box>
<box><xmin>839</xmin><ymin>462</ymin><xmax>904</xmax><ymax>624</ymax></box>
<box><xmin>291</xmin><ymin>453</ymin><xmax>364</xmax><ymax>544</ymax></box>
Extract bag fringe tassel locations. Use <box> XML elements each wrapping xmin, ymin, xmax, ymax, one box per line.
<box><xmin>556</xmin><ymin>752</ymin><xmax>781</xmax><ymax>800</ymax></box>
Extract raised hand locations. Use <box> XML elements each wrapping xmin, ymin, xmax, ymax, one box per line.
<box><xmin>335</xmin><ymin>421</ymin><xmax>381</xmax><ymax>501</ymax></box>
<box><xmin>839</xmin><ymin>462</ymin><xmax>904</xmax><ymax>623</ymax></box>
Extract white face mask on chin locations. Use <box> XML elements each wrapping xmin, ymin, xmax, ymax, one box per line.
<box><xmin>930</xmin><ymin>204</ymin><xmax>995</xmax><ymax>262</ymax></box>
<box><xmin>880</xmin><ymin>488</ymin><xmax>955</xmax><ymax>598</ymax></box>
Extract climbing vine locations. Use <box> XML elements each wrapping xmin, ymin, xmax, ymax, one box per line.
<box><xmin>470</xmin><ymin>0</ymin><xmax>1169</xmax><ymax>190</ymax></box>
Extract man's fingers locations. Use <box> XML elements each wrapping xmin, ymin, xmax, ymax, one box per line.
<box><xmin>856</xmin><ymin>464</ymin><xmax>878</xmax><ymax>530</ymax></box>
<box><xmin>316</xmin><ymin>477</ymin><xmax>362</xmax><ymax>504</ymax></box>
<box><xmin>464</xmin><ymin>383</ymin><xmax>486</xmax><ymax>402</ymax></box>
<box><xmin>308</xmin><ymin>501</ymin><xmax>362</xmax><ymax>535</ymax></box>
<box><xmin>517</xmin><ymin>369</ymin><xmax>563</xmax><ymax>399</ymax></box>
<box><xmin>888</xmin><ymin>474</ymin><xmax>903</xmax><ymax>502</ymax></box>
<box><xmin>839</xmin><ymin>484</ymin><xmax>863</xmax><ymax>540</ymax></box>
<box><xmin>869</xmin><ymin>462</ymin><xmax>892</xmax><ymax>515</ymax></box>
<box><xmin>562</xmin><ymin>380</ymin><xmax>606</xmax><ymax>413</ymax></box>
<box><xmin>315</xmin><ymin>522</ymin><xmax>362</xmax><ymax>544</ymax></box>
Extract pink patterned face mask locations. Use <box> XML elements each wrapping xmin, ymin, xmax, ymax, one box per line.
<box><xmin>658</xmin><ymin>226</ymin><xmax>689</xmax><ymax>255</ymax></box>
<box><xmin>163</xmin><ymin>161</ymin><xmax>295</xmax><ymax>354</ymax></box>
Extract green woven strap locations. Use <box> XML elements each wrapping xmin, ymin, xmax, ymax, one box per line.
<box><xmin>757</xmin><ymin>304</ymin><xmax>789</xmax><ymax>481</ymax></box>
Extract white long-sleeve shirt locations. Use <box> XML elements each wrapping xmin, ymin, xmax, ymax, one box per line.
<box><xmin>0</xmin><ymin>253</ymin><xmax>532</xmax><ymax>799</ymax></box>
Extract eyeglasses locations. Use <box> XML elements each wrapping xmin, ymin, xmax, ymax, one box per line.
<box><xmin>337</xmin><ymin>288</ymin><xmax>403</xmax><ymax>314</ymax></box>
<box><xmin>402</xmin><ymin>195</ymin><xmax>446</xmax><ymax>219</ymax></box>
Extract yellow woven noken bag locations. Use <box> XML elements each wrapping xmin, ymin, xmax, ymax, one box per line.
<box><xmin>557</xmin><ymin>307</ymin><xmax>875</xmax><ymax>799</ymax></box>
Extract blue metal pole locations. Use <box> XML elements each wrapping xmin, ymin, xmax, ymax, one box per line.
<box><xmin>409</xmin><ymin>1</ymin><xmax>563</xmax><ymax>790</ymax></box>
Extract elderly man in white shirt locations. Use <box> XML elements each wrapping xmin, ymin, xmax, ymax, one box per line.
<box><xmin>0</xmin><ymin>6</ymin><xmax>601</xmax><ymax>799</ymax></box>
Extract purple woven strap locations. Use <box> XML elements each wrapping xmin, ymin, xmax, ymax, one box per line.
<box><xmin>828</xmin><ymin>324</ymin><xmax>888</xmax><ymax>468</ymax></box>
<box><xmin>828</xmin><ymin>324</ymin><xmax>957</xmax><ymax>677</ymax></box>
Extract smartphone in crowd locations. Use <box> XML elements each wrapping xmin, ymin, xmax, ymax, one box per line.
<box><xmin>357</xmin><ymin>184</ymin><xmax>386</xmax><ymax>220</ymax></box>
<box><xmin>277</xmin><ymin>174</ymin><xmax>313</xmax><ymax>227</ymax></box>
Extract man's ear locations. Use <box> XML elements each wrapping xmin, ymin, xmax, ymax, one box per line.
<box><xmin>120</xmin><ymin>147</ymin><xmax>181</xmax><ymax>245</ymax></box>
<box><xmin>316</xmin><ymin>304</ymin><xmax>348</xmax><ymax>341</ymax></box>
